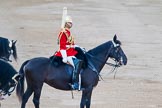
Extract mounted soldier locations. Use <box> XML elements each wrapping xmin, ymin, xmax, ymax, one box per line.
<box><xmin>54</xmin><ymin>7</ymin><xmax>83</xmax><ymax>90</ymax></box>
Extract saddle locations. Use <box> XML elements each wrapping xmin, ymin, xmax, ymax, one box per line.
<box><xmin>49</xmin><ymin>47</ymin><xmax>87</xmax><ymax>69</ymax></box>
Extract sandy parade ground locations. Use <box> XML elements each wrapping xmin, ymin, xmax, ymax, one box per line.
<box><xmin>0</xmin><ymin>0</ymin><xmax>162</xmax><ymax>108</ymax></box>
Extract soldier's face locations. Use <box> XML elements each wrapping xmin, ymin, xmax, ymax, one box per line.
<box><xmin>65</xmin><ymin>22</ymin><xmax>73</xmax><ymax>28</ymax></box>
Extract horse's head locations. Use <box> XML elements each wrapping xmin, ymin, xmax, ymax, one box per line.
<box><xmin>0</xmin><ymin>77</ymin><xmax>18</xmax><ymax>100</ymax></box>
<box><xmin>109</xmin><ymin>35</ymin><xmax>127</xmax><ymax>66</ymax></box>
<box><xmin>0</xmin><ymin>37</ymin><xmax>17</xmax><ymax>62</ymax></box>
<box><xmin>0</xmin><ymin>60</ymin><xmax>20</xmax><ymax>100</ymax></box>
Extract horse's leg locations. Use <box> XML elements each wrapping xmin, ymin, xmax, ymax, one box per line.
<box><xmin>21</xmin><ymin>87</ymin><xmax>33</xmax><ymax>108</ymax></box>
<box><xmin>32</xmin><ymin>83</ymin><xmax>43</xmax><ymax>108</ymax></box>
<box><xmin>80</xmin><ymin>88</ymin><xmax>93</xmax><ymax>108</ymax></box>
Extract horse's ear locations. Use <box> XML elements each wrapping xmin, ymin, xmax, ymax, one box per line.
<box><xmin>12</xmin><ymin>40</ymin><xmax>17</xmax><ymax>45</ymax></box>
<box><xmin>113</xmin><ymin>34</ymin><xmax>117</xmax><ymax>42</ymax></box>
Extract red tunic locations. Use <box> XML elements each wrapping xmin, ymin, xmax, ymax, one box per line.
<box><xmin>55</xmin><ymin>28</ymin><xmax>78</xmax><ymax>57</ymax></box>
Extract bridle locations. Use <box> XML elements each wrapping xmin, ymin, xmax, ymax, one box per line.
<box><xmin>0</xmin><ymin>81</ymin><xmax>16</xmax><ymax>100</ymax></box>
<box><xmin>0</xmin><ymin>73</ymin><xmax>19</xmax><ymax>100</ymax></box>
<box><xmin>86</xmin><ymin>41</ymin><xmax>122</xmax><ymax>79</ymax></box>
<box><xmin>105</xmin><ymin>59</ymin><xmax>120</xmax><ymax>79</ymax></box>
<box><xmin>8</xmin><ymin>40</ymin><xmax>14</xmax><ymax>62</ymax></box>
<box><xmin>0</xmin><ymin>40</ymin><xmax>13</xmax><ymax>62</ymax></box>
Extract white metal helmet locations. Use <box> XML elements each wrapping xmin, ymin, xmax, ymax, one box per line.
<box><xmin>65</xmin><ymin>16</ymin><xmax>72</xmax><ymax>23</ymax></box>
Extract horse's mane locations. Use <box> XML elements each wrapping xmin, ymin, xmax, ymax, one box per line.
<box><xmin>87</xmin><ymin>39</ymin><xmax>122</xmax><ymax>56</ymax></box>
<box><xmin>87</xmin><ymin>41</ymin><xmax>112</xmax><ymax>56</ymax></box>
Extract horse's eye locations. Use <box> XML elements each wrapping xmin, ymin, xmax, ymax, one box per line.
<box><xmin>115</xmin><ymin>48</ymin><xmax>119</xmax><ymax>53</ymax></box>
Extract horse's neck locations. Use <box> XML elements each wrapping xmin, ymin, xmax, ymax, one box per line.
<box><xmin>0</xmin><ymin>57</ymin><xmax>9</xmax><ymax>62</ymax></box>
<box><xmin>86</xmin><ymin>41</ymin><xmax>112</xmax><ymax>73</ymax></box>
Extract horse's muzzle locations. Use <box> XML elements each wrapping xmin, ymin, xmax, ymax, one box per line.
<box><xmin>119</xmin><ymin>57</ymin><xmax>127</xmax><ymax>66</ymax></box>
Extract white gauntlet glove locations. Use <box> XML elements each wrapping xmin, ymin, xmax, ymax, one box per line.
<box><xmin>60</xmin><ymin>50</ymin><xmax>68</xmax><ymax>63</ymax></box>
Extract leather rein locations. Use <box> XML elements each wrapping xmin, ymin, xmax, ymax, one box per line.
<box><xmin>86</xmin><ymin>44</ymin><xmax>121</xmax><ymax>79</ymax></box>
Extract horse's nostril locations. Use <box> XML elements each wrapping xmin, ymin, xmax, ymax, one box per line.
<box><xmin>119</xmin><ymin>58</ymin><xmax>123</xmax><ymax>65</ymax></box>
<box><xmin>119</xmin><ymin>61</ymin><xmax>123</xmax><ymax>66</ymax></box>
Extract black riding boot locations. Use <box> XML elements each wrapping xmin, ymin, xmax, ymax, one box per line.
<box><xmin>71</xmin><ymin>58</ymin><xmax>83</xmax><ymax>90</ymax></box>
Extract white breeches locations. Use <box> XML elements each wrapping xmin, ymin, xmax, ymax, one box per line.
<box><xmin>67</xmin><ymin>56</ymin><xmax>76</xmax><ymax>69</ymax></box>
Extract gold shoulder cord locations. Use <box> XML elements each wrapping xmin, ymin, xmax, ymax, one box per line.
<box><xmin>58</xmin><ymin>29</ymin><xmax>74</xmax><ymax>46</ymax></box>
<box><xmin>57</xmin><ymin>29</ymin><xmax>65</xmax><ymax>45</ymax></box>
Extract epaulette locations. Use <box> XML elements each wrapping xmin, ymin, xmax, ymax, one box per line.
<box><xmin>60</xmin><ymin>28</ymin><xmax>66</xmax><ymax>33</ymax></box>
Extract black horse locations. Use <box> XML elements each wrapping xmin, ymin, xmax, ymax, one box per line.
<box><xmin>0</xmin><ymin>37</ymin><xmax>18</xmax><ymax>100</ymax></box>
<box><xmin>16</xmin><ymin>35</ymin><xmax>127</xmax><ymax>108</ymax></box>
<box><xmin>0</xmin><ymin>59</ymin><xmax>20</xmax><ymax>100</ymax></box>
<box><xmin>0</xmin><ymin>37</ymin><xmax>17</xmax><ymax>62</ymax></box>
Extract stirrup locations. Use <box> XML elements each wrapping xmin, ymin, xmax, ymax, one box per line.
<box><xmin>69</xmin><ymin>83</ymin><xmax>80</xmax><ymax>91</ymax></box>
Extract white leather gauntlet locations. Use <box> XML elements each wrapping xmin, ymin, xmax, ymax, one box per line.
<box><xmin>60</xmin><ymin>50</ymin><xmax>68</xmax><ymax>63</ymax></box>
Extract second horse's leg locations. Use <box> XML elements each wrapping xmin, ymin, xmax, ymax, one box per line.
<box><xmin>32</xmin><ymin>83</ymin><xmax>43</xmax><ymax>108</ymax></box>
<box><xmin>21</xmin><ymin>87</ymin><xmax>33</xmax><ymax>108</ymax></box>
<box><xmin>80</xmin><ymin>88</ymin><xmax>93</xmax><ymax>108</ymax></box>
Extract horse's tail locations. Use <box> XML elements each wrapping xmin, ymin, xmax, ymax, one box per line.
<box><xmin>16</xmin><ymin>60</ymin><xmax>29</xmax><ymax>102</ymax></box>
